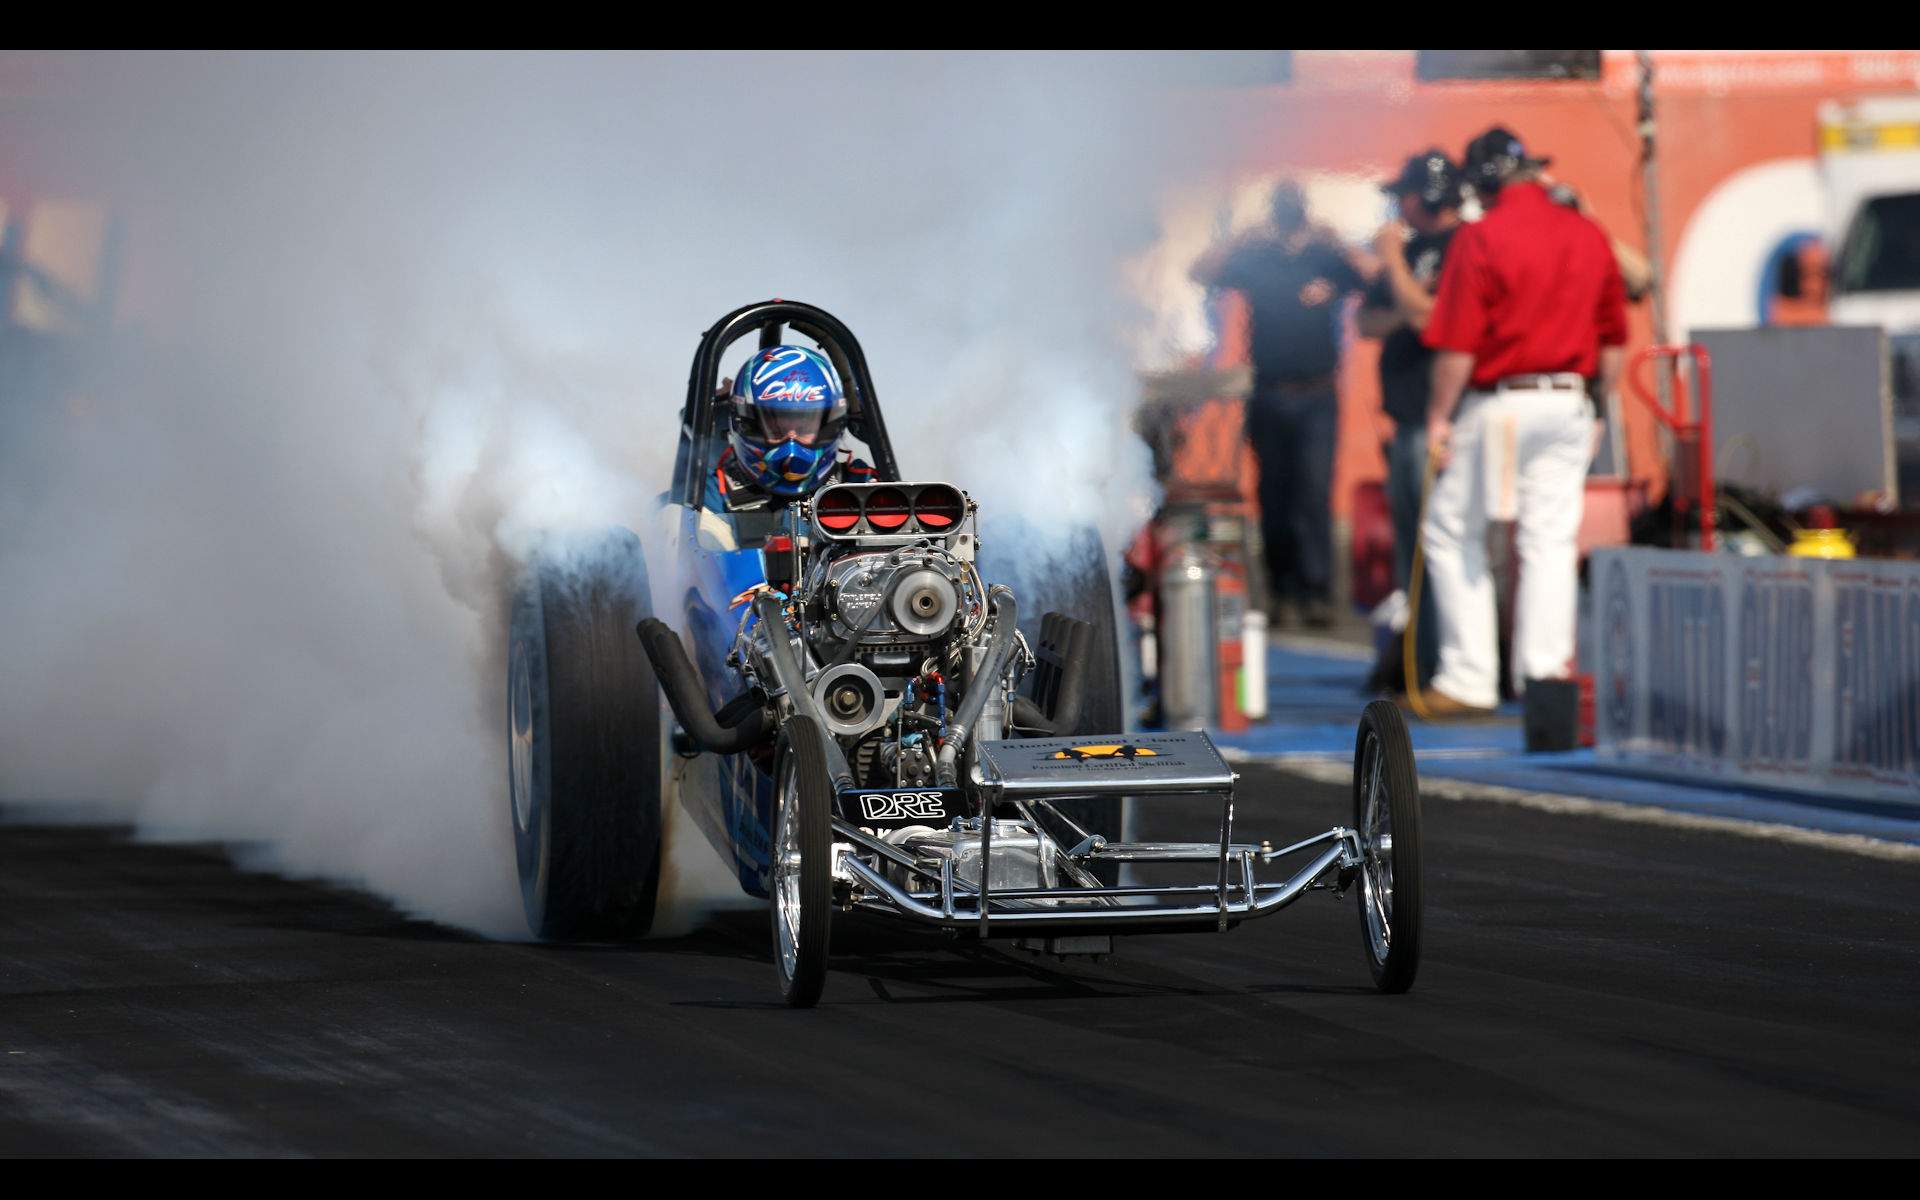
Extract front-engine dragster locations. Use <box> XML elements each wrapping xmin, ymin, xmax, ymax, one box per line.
<box><xmin>639</xmin><ymin>472</ymin><xmax>1424</xmax><ymax>1007</ymax></box>
<box><xmin>509</xmin><ymin>299</ymin><xmax>1423</xmax><ymax>1008</ymax></box>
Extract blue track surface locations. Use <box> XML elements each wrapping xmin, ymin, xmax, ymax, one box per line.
<box><xmin>1211</xmin><ymin>636</ymin><xmax>1920</xmax><ymax>847</ymax></box>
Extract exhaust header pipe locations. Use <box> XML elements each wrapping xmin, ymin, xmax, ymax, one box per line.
<box><xmin>636</xmin><ymin>618</ymin><xmax>769</xmax><ymax>755</ymax></box>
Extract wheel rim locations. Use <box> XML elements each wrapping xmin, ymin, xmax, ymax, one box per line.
<box><xmin>1359</xmin><ymin>730</ymin><xmax>1395</xmax><ymax>963</ymax></box>
<box><xmin>772</xmin><ymin>760</ymin><xmax>803</xmax><ymax>981</ymax></box>
<box><xmin>509</xmin><ymin>637</ymin><xmax>534</xmax><ymax>833</ymax></box>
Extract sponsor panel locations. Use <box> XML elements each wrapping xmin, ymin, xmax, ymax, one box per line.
<box><xmin>1600</xmin><ymin>558</ymin><xmax>1635</xmax><ymax>745</ymax></box>
<box><xmin>1645</xmin><ymin>565</ymin><xmax>1727</xmax><ymax>765</ymax></box>
<box><xmin>1831</xmin><ymin>570</ymin><xmax>1920</xmax><ymax>786</ymax></box>
<box><xmin>1737</xmin><ymin>565</ymin><xmax>1815</xmax><ymax>776</ymax></box>
<box><xmin>1592</xmin><ymin>547</ymin><xmax>1920</xmax><ymax>806</ymax></box>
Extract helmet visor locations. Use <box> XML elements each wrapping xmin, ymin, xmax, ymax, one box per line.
<box><xmin>753</xmin><ymin>401</ymin><xmax>846</xmax><ymax>448</ymax></box>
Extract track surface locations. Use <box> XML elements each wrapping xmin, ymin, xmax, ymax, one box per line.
<box><xmin>4</xmin><ymin>764</ymin><xmax>1919</xmax><ymax>1156</ymax></box>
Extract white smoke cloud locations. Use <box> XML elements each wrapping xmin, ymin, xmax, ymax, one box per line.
<box><xmin>0</xmin><ymin>51</ymin><xmax>1246</xmax><ymax>934</ymax></box>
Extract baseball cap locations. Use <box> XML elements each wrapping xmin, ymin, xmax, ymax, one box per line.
<box><xmin>1381</xmin><ymin>148</ymin><xmax>1464</xmax><ymax>208</ymax></box>
<box><xmin>1463</xmin><ymin>127</ymin><xmax>1553</xmax><ymax>190</ymax></box>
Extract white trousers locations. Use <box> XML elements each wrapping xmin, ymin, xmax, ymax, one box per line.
<box><xmin>1420</xmin><ymin>385</ymin><xmax>1590</xmax><ymax>709</ymax></box>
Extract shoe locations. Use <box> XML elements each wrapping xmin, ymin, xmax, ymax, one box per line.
<box><xmin>1396</xmin><ymin>685</ymin><xmax>1497</xmax><ymax>720</ymax></box>
<box><xmin>1364</xmin><ymin>631</ymin><xmax>1407</xmax><ymax>695</ymax></box>
<box><xmin>1301</xmin><ymin>599</ymin><xmax>1335</xmax><ymax>630</ymax></box>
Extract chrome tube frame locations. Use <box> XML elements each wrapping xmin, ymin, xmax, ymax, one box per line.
<box><xmin>832</xmin><ymin>824</ymin><xmax>1364</xmax><ymax>934</ymax></box>
<box><xmin>968</xmin><ymin>733</ymin><xmax>1242</xmax><ymax>937</ymax></box>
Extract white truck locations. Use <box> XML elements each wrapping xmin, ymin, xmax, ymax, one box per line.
<box><xmin>1815</xmin><ymin>97</ymin><xmax>1920</xmax><ymax>492</ymax></box>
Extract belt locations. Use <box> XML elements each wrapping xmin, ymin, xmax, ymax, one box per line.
<box><xmin>1259</xmin><ymin>372</ymin><xmax>1336</xmax><ymax>391</ymax></box>
<box><xmin>1494</xmin><ymin>373</ymin><xmax>1586</xmax><ymax>393</ymax></box>
<box><xmin>1256</xmin><ymin>372</ymin><xmax>1336</xmax><ymax>394</ymax></box>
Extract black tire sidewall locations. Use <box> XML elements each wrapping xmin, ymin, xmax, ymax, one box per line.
<box><xmin>977</xmin><ymin>522</ymin><xmax>1125</xmax><ymax>848</ymax></box>
<box><xmin>509</xmin><ymin>578</ymin><xmax>554</xmax><ymax>927</ymax></box>
<box><xmin>1354</xmin><ymin>698</ymin><xmax>1423</xmax><ymax>993</ymax></box>
<box><xmin>508</xmin><ymin>531</ymin><xmax>663</xmax><ymax>941</ymax></box>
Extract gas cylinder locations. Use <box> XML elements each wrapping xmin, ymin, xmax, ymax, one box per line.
<box><xmin>1213</xmin><ymin>552</ymin><xmax>1249</xmax><ymax>732</ymax></box>
<box><xmin>1158</xmin><ymin>546</ymin><xmax>1219</xmax><ymax>730</ymax></box>
<box><xmin>1241</xmin><ymin>609</ymin><xmax>1268</xmax><ymax>721</ymax></box>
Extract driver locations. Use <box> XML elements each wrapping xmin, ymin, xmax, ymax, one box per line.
<box><xmin>707</xmin><ymin>344</ymin><xmax>876</xmax><ymax>513</ymax></box>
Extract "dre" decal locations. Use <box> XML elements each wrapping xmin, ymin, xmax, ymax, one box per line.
<box><xmin>859</xmin><ymin>792</ymin><xmax>950</xmax><ymax>821</ymax></box>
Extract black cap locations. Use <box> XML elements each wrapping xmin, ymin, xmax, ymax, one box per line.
<box><xmin>1381</xmin><ymin>148</ymin><xmax>1464</xmax><ymax>209</ymax></box>
<box><xmin>1463</xmin><ymin>126</ymin><xmax>1552</xmax><ymax>191</ymax></box>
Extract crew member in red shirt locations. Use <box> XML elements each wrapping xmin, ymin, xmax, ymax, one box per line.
<box><xmin>1416</xmin><ymin>128</ymin><xmax>1628</xmax><ymax>715</ymax></box>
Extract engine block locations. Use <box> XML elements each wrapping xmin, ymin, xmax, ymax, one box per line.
<box><xmin>753</xmin><ymin>480</ymin><xmax>1013</xmax><ymax>791</ymax></box>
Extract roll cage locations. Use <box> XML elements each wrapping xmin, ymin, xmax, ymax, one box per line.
<box><xmin>671</xmin><ymin>300</ymin><xmax>902</xmax><ymax>510</ymax></box>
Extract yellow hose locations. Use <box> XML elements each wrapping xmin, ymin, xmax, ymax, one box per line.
<box><xmin>1401</xmin><ymin>441</ymin><xmax>1443</xmax><ymax>721</ymax></box>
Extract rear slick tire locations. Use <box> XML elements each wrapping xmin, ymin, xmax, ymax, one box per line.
<box><xmin>771</xmin><ymin>714</ymin><xmax>834</xmax><ymax>1008</ymax></box>
<box><xmin>978</xmin><ymin>522</ymin><xmax>1124</xmax><ymax>852</ymax></box>
<box><xmin>1354</xmin><ymin>699</ymin><xmax>1422</xmax><ymax>993</ymax></box>
<box><xmin>508</xmin><ymin>530</ymin><xmax>662</xmax><ymax>941</ymax></box>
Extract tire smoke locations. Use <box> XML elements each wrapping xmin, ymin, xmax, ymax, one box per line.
<box><xmin>0</xmin><ymin>52</ymin><xmax>1238</xmax><ymax>934</ymax></box>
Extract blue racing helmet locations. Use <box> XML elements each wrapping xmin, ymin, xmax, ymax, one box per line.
<box><xmin>727</xmin><ymin>344</ymin><xmax>849</xmax><ymax>496</ymax></box>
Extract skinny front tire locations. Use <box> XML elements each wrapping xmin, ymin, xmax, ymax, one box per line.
<box><xmin>771</xmin><ymin>715</ymin><xmax>833</xmax><ymax>1008</ymax></box>
<box><xmin>1354</xmin><ymin>699</ymin><xmax>1422</xmax><ymax>993</ymax></box>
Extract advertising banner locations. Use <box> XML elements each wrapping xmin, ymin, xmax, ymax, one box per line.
<box><xmin>1594</xmin><ymin>546</ymin><xmax>1920</xmax><ymax>807</ymax></box>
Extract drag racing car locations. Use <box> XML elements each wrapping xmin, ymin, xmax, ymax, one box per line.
<box><xmin>506</xmin><ymin>299</ymin><xmax>1423</xmax><ymax>1006</ymax></box>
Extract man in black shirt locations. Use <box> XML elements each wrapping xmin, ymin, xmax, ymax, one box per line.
<box><xmin>1358</xmin><ymin>149</ymin><xmax>1464</xmax><ymax>689</ymax></box>
<box><xmin>1192</xmin><ymin>180</ymin><xmax>1371</xmax><ymax>628</ymax></box>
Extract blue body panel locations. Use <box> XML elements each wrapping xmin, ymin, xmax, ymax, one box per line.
<box><xmin>674</xmin><ymin>506</ymin><xmax>775</xmax><ymax>899</ymax></box>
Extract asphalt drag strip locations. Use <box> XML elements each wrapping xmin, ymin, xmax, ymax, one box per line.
<box><xmin>3</xmin><ymin>761</ymin><xmax>1918</xmax><ymax>1156</ymax></box>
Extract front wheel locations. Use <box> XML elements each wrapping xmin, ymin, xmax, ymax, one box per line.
<box><xmin>771</xmin><ymin>714</ymin><xmax>834</xmax><ymax>1007</ymax></box>
<box><xmin>1354</xmin><ymin>699</ymin><xmax>1422</xmax><ymax>993</ymax></box>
